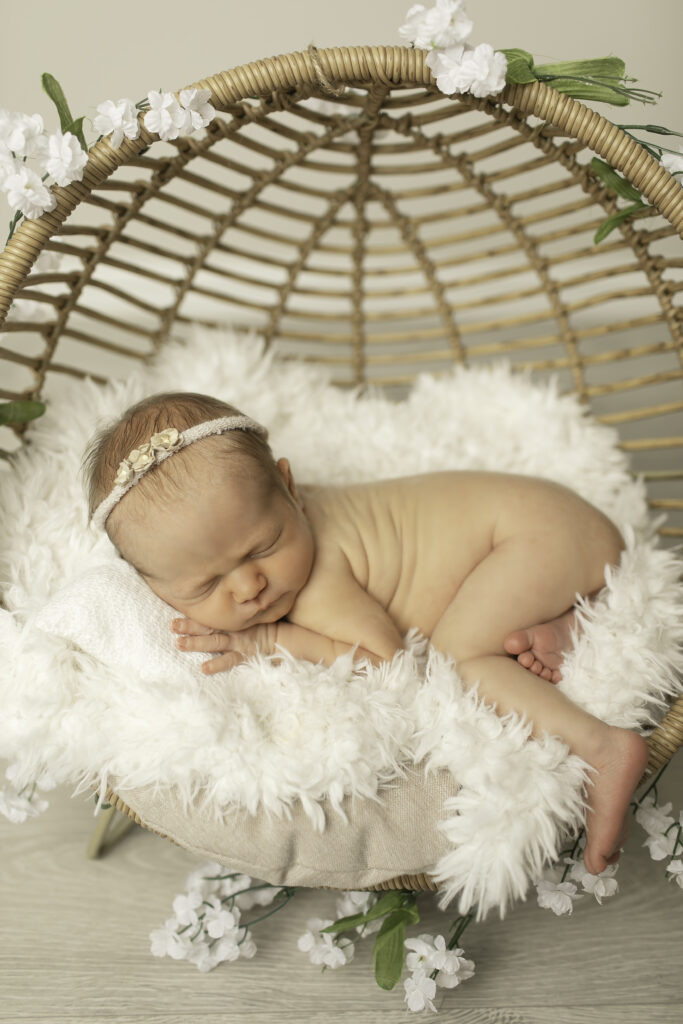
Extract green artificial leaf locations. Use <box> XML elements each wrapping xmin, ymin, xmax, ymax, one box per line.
<box><xmin>373</xmin><ymin>910</ymin><xmax>412</xmax><ymax>990</ymax></box>
<box><xmin>500</xmin><ymin>48</ymin><xmax>537</xmax><ymax>85</ymax></box>
<box><xmin>594</xmin><ymin>202</ymin><xmax>646</xmax><ymax>243</ymax></box>
<box><xmin>0</xmin><ymin>400</ymin><xmax>46</xmax><ymax>425</ymax></box>
<box><xmin>320</xmin><ymin>912</ymin><xmax>368</xmax><ymax>934</ymax></box>
<box><xmin>617</xmin><ymin>123</ymin><xmax>683</xmax><ymax>138</ymax></box>
<box><xmin>64</xmin><ymin>116</ymin><xmax>88</xmax><ymax>152</ymax></box>
<box><xmin>535</xmin><ymin>56</ymin><xmax>626</xmax><ymax>81</ymax></box>
<box><xmin>320</xmin><ymin>890</ymin><xmax>416</xmax><ymax>935</ymax></box>
<box><xmin>590</xmin><ymin>158</ymin><xmax>643</xmax><ymax>202</ymax></box>
<box><xmin>41</xmin><ymin>73</ymin><xmax>88</xmax><ymax>151</ymax></box>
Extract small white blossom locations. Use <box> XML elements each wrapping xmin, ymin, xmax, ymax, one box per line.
<box><xmin>32</xmin><ymin>249</ymin><xmax>64</xmax><ymax>274</ymax></box>
<box><xmin>536</xmin><ymin>879</ymin><xmax>581</xmax><ymax>916</ymax></box>
<box><xmin>405</xmin><ymin>932</ymin><xmax>475</xmax><ymax>990</ymax></box>
<box><xmin>0</xmin><ymin>783</ymin><xmax>49</xmax><ymax>823</ymax></box>
<box><xmin>150</xmin><ymin>917</ymin><xmax>194</xmax><ymax>959</ymax></box>
<box><xmin>179</xmin><ymin>88</ymin><xmax>216</xmax><ymax>132</ymax></box>
<box><xmin>203</xmin><ymin>895</ymin><xmax>238</xmax><ymax>938</ymax></box>
<box><xmin>661</xmin><ymin>147</ymin><xmax>683</xmax><ymax>176</ymax></box>
<box><xmin>297</xmin><ymin>917</ymin><xmax>353</xmax><ymax>968</ymax></box>
<box><xmin>635</xmin><ymin>795</ymin><xmax>674</xmax><ymax>836</ymax></box>
<box><xmin>404</xmin><ymin>966</ymin><xmax>438</xmax><ymax>1013</ymax></box>
<box><xmin>94</xmin><ymin>98</ymin><xmax>140</xmax><ymax>149</ymax></box>
<box><xmin>399</xmin><ymin>0</ymin><xmax>473</xmax><ymax>49</ymax></box>
<box><xmin>172</xmin><ymin>888</ymin><xmax>203</xmax><ymax>926</ymax></box>
<box><xmin>426</xmin><ymin>42</ymin><xmax>508</xmax><ymax>98</ymax></box>
<box><xmin>5</xmin><ymin>298</ymin><xmax>53</xmax><ymax>323</ymax></box>
<box><xmin>2</xmin><ymin>165</ymin><xmax>57</xmax><ymax>219</ymax></box>
<box><xmin>568</xmin><ymin>859</ymin><xmax>619</xmax><ymax>904</ymax></box>
<box><xmin>143</xmin><ymin>91</ymin><xmax>191</xmax><ymax>142</ymax></box>
<box><xmin>150</xmin><ymin>427</ymin><xmax>182</xmax><ymax>451</ymax></box>
<box><xmin>666</xmin><ymin>859</ymin><xmax>683</xmax><ymax>888</ymax></box>
<box><xmin>3</xmin><ymin>112</ymin><xmax>47</xmax><ymax>159</ymax></box>
<box><xmin>335</xmin><ymin>890</ymin><xmax>382</xmax><ymax>936</ymax></box>
<box><xmin>643</xmin><ymin>830</ymin><xmax>678</xmax><ymax>861</ymax></box>
<box><xmin>43</xmin><ymin>131</ymin><xmax>88</xmax><ymax>187</ymax></box>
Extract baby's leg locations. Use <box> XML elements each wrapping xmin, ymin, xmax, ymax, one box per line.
<box><xmin>430</xmin><ymin>503</ymin><xmax>648</xmax><ymax>873</ymax></box>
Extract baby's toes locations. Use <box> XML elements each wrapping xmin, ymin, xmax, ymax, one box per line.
<box><xmin>517</xmin><ymin>651</ymin><xmax>535</xmax><ymax>669</ymax></box>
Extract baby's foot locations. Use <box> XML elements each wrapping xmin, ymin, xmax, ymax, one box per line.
<box><xmin>503</xmin><ymin>608</ymin><xmax>578</xmax><ymax>683</ymax></box>
<box><xmin>581</xmin><ymin>727</ymin><xmax>650</xmax><ymax>875</ymax></box>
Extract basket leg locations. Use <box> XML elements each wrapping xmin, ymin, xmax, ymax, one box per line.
<box><xmin>86</xmin><ymin>805</ymin><xmax>137</xmax><ymax>859</ymax></box>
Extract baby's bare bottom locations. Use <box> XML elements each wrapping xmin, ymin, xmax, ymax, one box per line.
<box><xmin>430</xmin><ymin>490</ymin><xmax>649</xmax><ymax>874</ymax></box>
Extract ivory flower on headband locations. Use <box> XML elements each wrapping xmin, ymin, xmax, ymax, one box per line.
<box><xmin>113</xmin><ymin>427</ymin><xmax>183</xmax><ymax>487</ymax></box>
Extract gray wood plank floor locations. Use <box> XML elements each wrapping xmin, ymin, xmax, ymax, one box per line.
<box><xmin>1</xmin><ymin>754</ymin><xmax>681</xmax><ymax>1024</ymax></box>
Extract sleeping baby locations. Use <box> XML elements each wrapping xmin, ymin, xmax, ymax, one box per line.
<box><xmin>84</xmin><ymin>390</ymin><xmax>650</xmax><ymax>878</ymax></box>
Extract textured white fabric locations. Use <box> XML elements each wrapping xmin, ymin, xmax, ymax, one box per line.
<box><xmin>1</xmin><ymin>325</ymin><xmax>682</xmax><ymax>920</ymax></box>
<box><xmin>35</xmin><ymin>560</ymin><xmax>207</xmax><ymax>682</ymax></box>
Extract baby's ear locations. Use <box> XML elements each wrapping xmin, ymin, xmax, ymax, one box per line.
<box><xmin>276</xmin><ymin>457</ymin><xmax>300</xmax><ymax>503</ymax></box>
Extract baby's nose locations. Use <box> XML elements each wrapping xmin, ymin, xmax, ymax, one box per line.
<box><xmin>233</xmin><ymin>571</ymin><xmax>267</xmax><ymax>603</ymax></box>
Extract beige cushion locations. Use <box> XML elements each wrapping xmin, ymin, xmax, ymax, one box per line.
<box><xmin>115</xmin><ymin>761</ymin><xmax>460</xmax><ymax>888</ymax></box>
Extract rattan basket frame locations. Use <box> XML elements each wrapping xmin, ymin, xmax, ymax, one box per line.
<box><xmin>1</xmin><ymin>45</ymin><xmax>682</xmax><ymax>891</ymax></box>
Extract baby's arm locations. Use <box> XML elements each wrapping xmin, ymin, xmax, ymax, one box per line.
<box><xmin>173</xmin><ymin>618</ymin><xmax>395</xmax><ymax>673</ymax></box>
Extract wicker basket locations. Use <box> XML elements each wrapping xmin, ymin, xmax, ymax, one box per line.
<box><xmin>1</xmin><ymin>45</ymin><xmax>682</xmax><ymax>891</ymax></box>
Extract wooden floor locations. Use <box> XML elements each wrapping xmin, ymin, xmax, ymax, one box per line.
<box><xmin>1</xmin><ymin>753</ymin><xmax>682</xmax><ymax>1024</ymax></box>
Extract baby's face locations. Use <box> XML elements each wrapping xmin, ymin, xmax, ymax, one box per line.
<box><xmin>117</xmin><ymin>457</ymin><xmax>314</xmax><ymax>632</ymax></box>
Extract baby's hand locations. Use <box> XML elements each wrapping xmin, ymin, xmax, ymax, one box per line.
<box><xmin>171</xmin><ymin>617</ymin><xmax>279</xmax><ymax>674</ymax></box>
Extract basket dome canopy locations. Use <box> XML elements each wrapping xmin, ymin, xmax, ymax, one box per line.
<box><xmin>0</xmin><ymin>46</ymin><xmax>681</xmax><ymax>536</ymax></box>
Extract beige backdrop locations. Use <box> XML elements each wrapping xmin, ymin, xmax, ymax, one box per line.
<box><xmin>1</xmin><ymin>0</ymin><xmax>681</xmax><ymax>132</ymax></box>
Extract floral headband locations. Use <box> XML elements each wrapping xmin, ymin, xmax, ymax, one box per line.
<box><xmin>90</xmin><ymin>414</ymin><xmax>267</xmax><ymax>530</ymax></box>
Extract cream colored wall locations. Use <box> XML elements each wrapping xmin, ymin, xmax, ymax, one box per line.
<box><xmin>1</xmin><ymin>0</ymin><xmax>681</xmax><ymax>131</ymax></box>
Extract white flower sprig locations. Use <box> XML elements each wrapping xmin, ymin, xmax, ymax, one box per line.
<box><xmin>1</xmin><ymin>77</ymin><xmax>216</xmax><ymax>247</ymax></box>
<box><xmin>399</xmin><ymin>0</ymin><xmax>507</xmax><ymax>99</ymax></box>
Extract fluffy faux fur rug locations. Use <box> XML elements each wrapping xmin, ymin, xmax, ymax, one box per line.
<box><xmin>1</xmin><ymin>327</ymin><xmax>682</xmax><ymax>920</ymax></box>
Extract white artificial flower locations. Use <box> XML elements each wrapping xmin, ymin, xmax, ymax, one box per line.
<box><xmin>127</xmin><ymin>442</ymin><xmax>156</xmax><ymax>473</ymax></box>
<box><xmin>150</xmin><ymin>917</ymin><xmax>194</xmax><ymax>959</ymax></box>
<box><xmin>150</xmin><ymin>427</ymin><xmax>182</xmax><ymax>451</ymax></box>
<box><xmin>184</xmin><ymin>861</ymin><xmax>229</xmax><ymax>895</ymax></box>
<box><xmin>335</xmin><ymin>890</ymin><xmax>382</xmax><ymax>935</ymax></box>
<box><xmin>399</xmin><ymin>0</ymin><xmax>473</xmax><ymax>49</ymax></box>
<box><xmin>536</xmin><ymin>879</ymin><xmax>581</xmax><ymax>916</ymax></box>
<box><xmin>568</xmin><ymin>861</ymin><xmax>619</xmax><ymax>905</ymax></box>
<box><xmin>0</xmin><ymin>784</ymin><xmax>49</xmax><ymax>823</ymax></box>
<box><xmin>3</xmin><ymin>165</ymin><xmax>57</xmax><ymax>219</ymax></box>
<box><xmin>43</xmin><ymin>131</ymin><xmax>88</xmax><ymax>187</ymax></box>
<box><xmin>32</xmin><ymin>249</ymin><xmax>64</xmax><ymax>274</ymax></box>
<box><xmin>4</xmin><ymin>112</ymin><xmax>47</xmax><ymax>159</ymax></box>
<box><xmin>405</xmin><ymin>933</ymin><xmax>475</xmax><ymax>989</ymax></box>
<box><xmin>666</xmin><ymin>859</ymin><xmax>683</xmax><ymax>888</ymax></box>
<box><xmin>426</xmin><ymin>42</ymin><xmax>507</xmax><ymax>98</ymax></box>
<box><xmin>143</xmin><ymin>91</ymin><xmax>191</xmax><ymax>142</ymax></box>
<box><xmin>661</xmin><ymin>147</ymin><xmax>683</xmax><ymax>176</ymax></box>
<box><xmin>94</xmin><ymin>98</ymin><xmax>140</xmax><ymax>149</ymax></box>
<box><xmin>179</xmin><ymin>88</ymin><xmax>216</xmax><ymax>132</ymax></box>
<box><xmin>643</xmin><ymin>830</ymin><xmax>678</xmax><ymax>861</ymax></box>
<box><xmin>114</xmin><ymin>460</ymin><xmax>135</xmax><ymax>486</ymax></box>
<box><xmin>172</xmin><ymin>888</ymin><xmax>203</xmax><ymax>926</ymax></box>
<box><xmin>635</xmin><ymin>795</ymin><xmax>675</xmax><ymax>836</ymax></box>
<box><xmin>0</xmin><ymin>139</ymin><xmax>18</xmax><ymax>190</ymax></box>
<box><xmin>203</xmin><ymin>896</ymin><xmax>238</xmax><ymax>938</ymax></box>
<box><xmin>404</xmin><ymin>966</ymin><xmax>438</xmax><ymax>1013</ymax></box>
<box><xmin>297</xmin><ymin>917</ymin><xmax>353</xmax><ymax>968</ymax></box>
<box><xmin>5</xmin><ymin>298</ymin><xmax>53</xmax><ymax>323</ymax></box>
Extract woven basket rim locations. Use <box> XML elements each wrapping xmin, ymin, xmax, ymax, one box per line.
<box><xmin>1</xmin><ymin>44</ymin><xmax>682</xmax><ymax>325</ymax></box>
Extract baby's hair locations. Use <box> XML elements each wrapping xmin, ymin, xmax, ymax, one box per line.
<box><xmin>82</xmin><ymin>391</ymin><xmax>280</xmax><ymax>535</ymax></box>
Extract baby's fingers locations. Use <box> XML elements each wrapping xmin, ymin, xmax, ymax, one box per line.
<box><xmin>172</xmin><ymin>617</ymin><xmax>216</xmax><ymax>636</ymax></box>
<box><xmin>202</xmin><ymin>652</ymin><xmax>244</xmax><ymax>674</ymax></box>
<box><xmin>176</xmin><ymin>632</ymin><xmax>232</xmax><ymax>653</ymax></box>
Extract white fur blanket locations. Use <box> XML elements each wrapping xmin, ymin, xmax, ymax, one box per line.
<box><xmin>1</xmin><ymin>327</ymin><xmax>682</xmax><ymax>920</ymax></box>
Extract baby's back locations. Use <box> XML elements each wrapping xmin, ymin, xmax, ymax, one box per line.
<box><xmin>298</xmin><ymin>470</ymin><xmax>616</xmax><ymax>639</ymax></box>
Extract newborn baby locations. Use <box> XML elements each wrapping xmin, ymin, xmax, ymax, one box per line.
<box><xmin>84</xmin><ymin>390</ymin><xmax>649</xmax><ymax>877</ymax></box>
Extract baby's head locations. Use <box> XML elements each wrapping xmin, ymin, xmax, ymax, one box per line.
<box><xmin>83</xmin><ymin>392</ymin><xmax>314</xmax><ymax>632</ymax></box>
